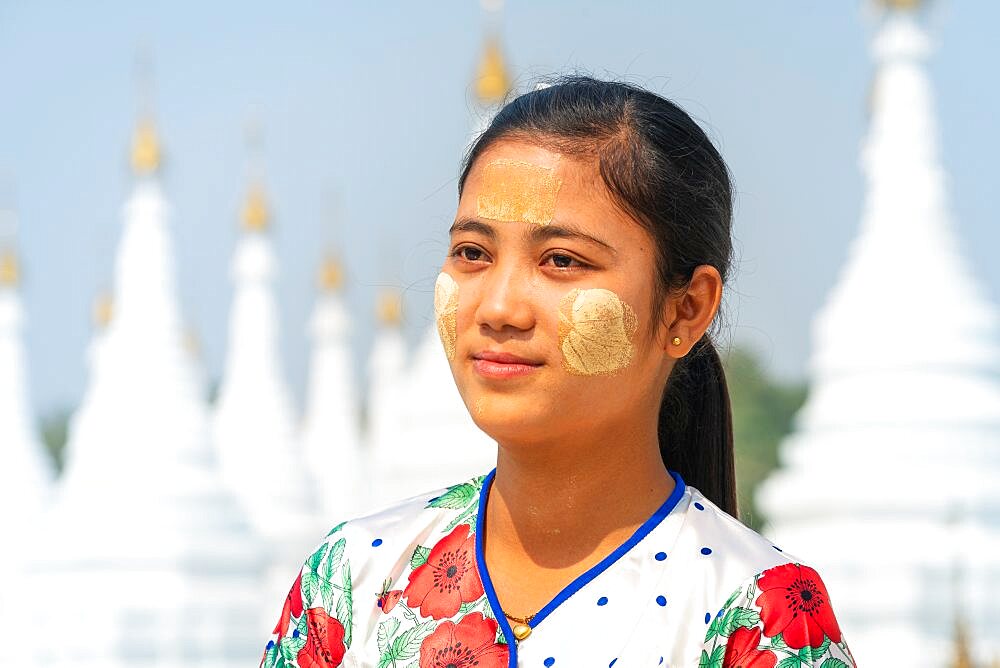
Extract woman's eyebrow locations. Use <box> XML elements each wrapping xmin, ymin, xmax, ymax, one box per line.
<box><xmin>527</xmin><ymin>222</ymin><xmax>617</xmax><ymax>255</ymax></box>
<box><xmin>448</xmin><ymin>217</ymin><xmax>496</xmax><ymax>240</ymax></box>
<box><xmin>448</xmin><ymin>217</ymin><xmax>616</xmax><ymax>256</ymax></box>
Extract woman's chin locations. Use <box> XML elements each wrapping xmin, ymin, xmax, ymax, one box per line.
<box><xmin>463</xmin><ymin>394</ymin><xmax>555</xmax><ymax>444</ymax></box>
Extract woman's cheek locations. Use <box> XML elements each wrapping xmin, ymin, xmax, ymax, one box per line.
<box><xmin>434</xmin><ymin>271</ymin><xmax>460</xmax><ymax>360</ymax></box>
<box><xmin>557</xmin><ymin>287</ymin><xmax>638</xmax><ymax>376</ymax></box>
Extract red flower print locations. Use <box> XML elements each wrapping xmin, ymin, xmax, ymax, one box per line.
<box><xmin>272</xmin><ymin>571</ymin><xmax>305</xmax><ymax>637</ymax></box>
<box><xmin>755</xmin><ymin>563</ymin><xmax>843</xmax><ymax>649</ymax></box>
<box><xmin>418</xmin><ymin>612</ymin><xmax>509</xmax><ymax>668</ymax></box>
<box><xmin>378</xmin><ymin>590</ymin><xmax>403</xmax><ymax>614</ymax></box>
<box><xmin>296</xmin><ymin>607</ymin><xmax>347</xmax><ymax>668</ymax></box>
<box><xmin>722</xmin><ymin>626</ymin><xmax>776</xmax><ymax>668</ymax></box>
<box><xmin>404</xmin><ymin>524</ymin><xmax>484</xmax><ymax>619</ymax></box>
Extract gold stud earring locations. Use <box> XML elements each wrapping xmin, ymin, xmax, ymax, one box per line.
<box><xmin>671</xmin><ymin>336</ymin><xmax>681</xmax><ymax>346</ymax></box>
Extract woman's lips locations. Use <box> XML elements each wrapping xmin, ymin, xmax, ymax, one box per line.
<box><xmin>472</xmin><ymin>350</ymin><xmax>542</xmax><ymax>378</ymax></box>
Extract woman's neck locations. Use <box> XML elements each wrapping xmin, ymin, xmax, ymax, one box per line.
<box><xmin>486</xmin><ymin>425</ymin><xmax>675</xmax><ymax>570</ymax></box>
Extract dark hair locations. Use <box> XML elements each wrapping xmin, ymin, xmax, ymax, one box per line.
<box><xmin>458</xmin><ymin>75</ymin><xmax>738</xmax><ymax>516</ymax></box>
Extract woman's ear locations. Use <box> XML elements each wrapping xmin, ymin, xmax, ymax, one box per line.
<box><xmin>664</xmin><ymin>265</ymin><xmax>723</xmax><ymax>357</ymax></box>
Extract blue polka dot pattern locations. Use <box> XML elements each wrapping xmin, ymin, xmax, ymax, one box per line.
<box><xmin>659</xmin><ymin>658</ymin><xmax>663</xmax><ymax>665</ymax></box>
<box><xmin>266</xmin><ymin>641</ymin><xmax>274</xmax><ymax>650</ymax></box>
<box><xmin>704</xmin><ymin>612</ymin><xmax>711</xmax><ymax>624</ymax></box>
<box><xmin>544</xmin><ymin>658</ymin><xmax>555</xmax><ymax>667</ymax></box>
<box><xmin>694</xmin><ymin>501</ymin><xmax>705</xmax><ymax>510</ymax></box>
<box><xmin>716</xmin><ymin>608</ymin><xmax>725</xmax><ymax>618</ymax></box>
<box><xmin>654</xmin><ymin>551</ymin><xmax>667</xmax><ymax>561</ymax></box>
<box><xmin>292</xmin><ymin>629</ymin><xmax>300</xmax><ymax>638</ymax></box>
<box><xmin>372</xmin><ymin>538</ymin><xmax>383</xmax><ymax>547</ymax></box>
<box><xmin>597</xmin><ymin>596</ymin><xmax>608</xmax><ymax>606</ymax></box>
<box><xmin>656</xmin><ymin>595</ymin><xmax>667</xmax><ymax>606</ymax></box>
<box><xmin>700</xmin><ymin>547</ymin><xmax>712</xmax><ymax>555</ymax></box>
<box><xmin>609</xmin><ymin>660</ymin><xmax>617</xmax><ymax>667</ymax></box>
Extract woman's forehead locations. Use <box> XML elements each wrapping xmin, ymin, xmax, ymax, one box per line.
<box><xmin>459</xmin><ymin>140</ymin><xmax>645</xmax><ymax>246</ymax></box>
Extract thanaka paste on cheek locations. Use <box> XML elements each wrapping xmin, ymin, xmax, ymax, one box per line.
<box><xmin>558</xmin><ymin>288</ymin><xmax>638</xmax><ymax>376</ymax></box>
<box><xmin>476</xmin><ymin>158</ymin><xmax>563</xmax><ymax>226</ymax></box>
<box><xmin>434</xmin><ymin>272</ymin><xmax>459</xmax><ymax>361</ymax></box>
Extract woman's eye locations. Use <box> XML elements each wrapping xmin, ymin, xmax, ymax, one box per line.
<box><xmin>544</xmin><ymin>253</ymin><xmax>586</xmax><ymax>269</ymax></box>
<box><xmin>453</xmin><ymin>246</ymin><xmax>486</xmax><ymax>262</ymax></box>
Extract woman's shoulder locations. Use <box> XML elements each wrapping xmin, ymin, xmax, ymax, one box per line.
<box><xmin>681</xmin><ymin>485</ymin><xmax>856</xmax><ymax>666</ymax></box>
<box><xmin>679</xmin><ymin>483</ymin><xmax>805</xmax><ymax>581</ymax></box>
<box><xmin>311</xmin><ymin>471</ymin><xmax>490</xmax><ymax>560</ymax></box>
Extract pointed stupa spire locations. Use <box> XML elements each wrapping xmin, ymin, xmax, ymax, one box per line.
<box><xmin>0</xmin><ymin>209</ymin><xmax>54</xmax><ymax>626</ymax></box>
<box><xmin>756</xmin><ymin>8</ymin><xmax>1000</xmax><ymax>665</ymax></box>
<box><xmin>213</xmin><ymin>120</ymin><xmax>317</xmax><ymax>602</ymax></box>
<box><xmin>301</xmin><ymin>250</ymin><xmax>367</xmax><ymax>518</ymax></box>
<box><xmin>23</xmin><ymin>86</ymin><xmax>267</xmax><ymax>666</ymax></box>
<box><xmin>468</xmin><ymin>0</ymin><xmax>513</xmax><ymax>148</ymax></box>
<box><xmin>367</xmin><ymin>283</ymin><xmax>410</xmax><ymax>505</ymax></box>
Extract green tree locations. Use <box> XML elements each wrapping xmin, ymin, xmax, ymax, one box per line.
<box><xmin>722</xmin><ymin>346</ymin><xmax>807</xmax><ymax>531</ymax></box>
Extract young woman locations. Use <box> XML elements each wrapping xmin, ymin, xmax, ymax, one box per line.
<box><xmin>261</xmin><ymin>77</ymin><xmax>855</xmax><ymax>668</ymax></box>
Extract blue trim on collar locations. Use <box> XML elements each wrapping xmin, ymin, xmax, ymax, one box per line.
<box><xmin>474</xmin><ymin>467</ymin><xmax>687</xmax><ymax>657</ymax></box>
<box><xmin>474</xmin><ymin>468</ymin><xmax>518</xmax><ymax>668</ymax></box>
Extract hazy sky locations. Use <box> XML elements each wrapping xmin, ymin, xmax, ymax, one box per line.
<box><xmin>2</xmin><ymin>1</ymin><xmax>998</xmax><ymax>417</ymax></box>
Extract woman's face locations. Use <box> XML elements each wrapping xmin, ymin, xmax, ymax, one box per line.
<box><xmin>439</xmin><ymin>138</ymin><xmax>680</xmax><ymax>448</ymax></box>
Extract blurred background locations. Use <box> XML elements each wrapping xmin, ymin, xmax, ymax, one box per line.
<box><xmin>0</xmin><ymin>0</ymin><xmax>998</xmax><ymax>666</ymax></box>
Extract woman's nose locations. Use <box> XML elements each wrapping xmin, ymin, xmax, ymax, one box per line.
<box><xmin>474</xmin><ymin>262</ymin><xmax>535</xmax><ymax>334</ymax></box>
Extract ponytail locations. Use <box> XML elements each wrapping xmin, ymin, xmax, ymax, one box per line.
<box><xmin>658</xmin><ymin>336</ymin><xmax>738</xmax><ymax>517</ymax></box>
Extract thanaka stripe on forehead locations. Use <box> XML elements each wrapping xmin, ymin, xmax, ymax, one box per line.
<box><xmin>448</xmin><ymin>217</ymin><xmax>617</xmax><ymax>256</ymax></box>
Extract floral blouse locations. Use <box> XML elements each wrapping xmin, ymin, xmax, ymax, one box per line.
<box><xmin>260</xmin><ymin>469</ymin><xmax>856</xmax><ymax>667</ymax></box>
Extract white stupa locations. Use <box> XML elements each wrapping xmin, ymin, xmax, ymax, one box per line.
<box><xmin>366</xmin><ymin>289</ymin><xmax>410</xmax><ymax>506</ymax></box>
<box><xmin>24</xmin><ymin>117</ymin><xmax>268</xmax><ymax>667</ymax></box>
<box><xmin>301</xmin><ymin>254</ymin><xmax>366</xmax><ymax>521</ymax></box>
<box><xmin>0</xmin><ymin>238</ymin><xmax>53</xmax><ymax>618</ymax></box>
<box><xmin>756</xmin><ymin>2</ymin><xmax>1000</xmax><ymax>665</ymax></box>
<box><xmin>212</xmin><ymin>178</ymin><xmax>317</xmax><ymax>598</ymax></box>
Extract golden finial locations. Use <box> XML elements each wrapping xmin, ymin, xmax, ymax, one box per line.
<box><xmin>319</xmin><ymin>255</ymin><xmax>344</xmax><ymax>292</ymax></box>
<box><xmin>475</xmin><ymin>35</ymin><xmax>512</xmax><ymax>104</ymax></box>
<box><xmin>131</xmin><ymin>118</ymin><xmax>161</xmax><ymax>175</ymax></box>
<box><xmin>377</xmin><ymin>288</ymin><xmax>402</xmax><ymax>326</ymax></box>
<box><xmin>0</xmin><ymin>250</ymin><xmax>18</xmax><ymax>286</ymax></box>
<box><xmin>241</xmin><ymin>184</ymin><xmax>270</xmax><ymax>232</ymax></box>
<box><xmin>0</xmin><ymin>249</ymin><xmax>18</xmax><ymax>286</ymax></box>
<box><xmin>950</xmin><ymin>610</ymin><xmax>974</xmax><ymax>668</ymax></box>
<box><xmin>93</xmin><ymin>291</ymin><xmax>113</xmax><ymax>328</ymax></box>
<box><xmin>185</xmin><ymin>327</ymin><xmax>202</xmax><ymax>358</ymax></box>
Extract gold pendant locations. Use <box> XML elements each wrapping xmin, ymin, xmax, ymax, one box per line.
<box><xmin>511</xmin><ymin>622</ymin><xmax>532</xmax><ymax>641</ymax></box>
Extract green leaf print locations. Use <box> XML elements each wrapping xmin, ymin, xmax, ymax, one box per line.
<box><xmin>410</xmin><ymin>545</ymin><xmax>430</xmax><ymax>570</ymax></box>
<box><xmin>819</xmin><ymin>659</ymin><xmax>850</xmax><ymax>668</ymax></box>
<box><xmin>443</xmin><ymin>503</ymin><xmax>479</xmax><ymax>532</ymax></box>
<box><xmin>776</xmin><ymin>657</ymin><xmax>804</xmax><ymax>668</ymax></box>
<box><xmin>770</xmin><ymin>632</ymin><xmax>789</xmax><ymax>650</ymax></box>
<box><xmin>321</xmin><ymin>537</ymin><xmax>347</xmax><ymax>609</ymax></box>
<box><xmin>338</xmin><ymin>560</ymin><xmax>354</xmax><ymax>648</ymax></box>
<box><xmin>699</xmin><ymin>645</ymin><xmax>725</xmax><ymax>668</ymax></box>
<box><xmin>720</xmin><ymin>606</ymin><xmax>761</xmax><ymax>635</ymax></box>
<box><xmin>326</xmin><ymin>520</ymin><xmax>347</xmax><ymax>537</ymax></box>
<box><xmin>279</xmin><ymin>629</ymin><xmax>307</xmax><ymax>660</ymax></box>
<box><xmin>377</xmin><ymin>618</ymin><xmax>400</xmax><ymax>655</ymax></box>
<box><xmin>302</xmin><ymin>541</ymin><xmax>331</xmax><ymax>605</ymax></box>
<box><xmin>807</xmin><ymin>637</ymin><xmax>831</xmax><ymax>661</ymax></box>
<box><xmin>427</xmin><ymin>482</ymin><xmax>479</xmax><ymax>510</ymax></box>
<box><xmin>262</xmin><ymin>641</ymin><xmax>280</xmax><ymax>667</ymax></box>
<box><xmin>327</xmin><ymin>537</ymin><xmax>346</xmax><ymax>576</ymax></box>
<box><xmin>392</xmin><ymin>621</ymin><xmax>435</xmax><ymax>663</ymax></box>
<box><xmin>704</xmin><ymin>613</ymin><xmax>723</xmax><ymax>643</ymax></box>
<box><xmin>722</xmin><ymin>587</ymin><xmax>742</xmax><ymax>609</ymax></box>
